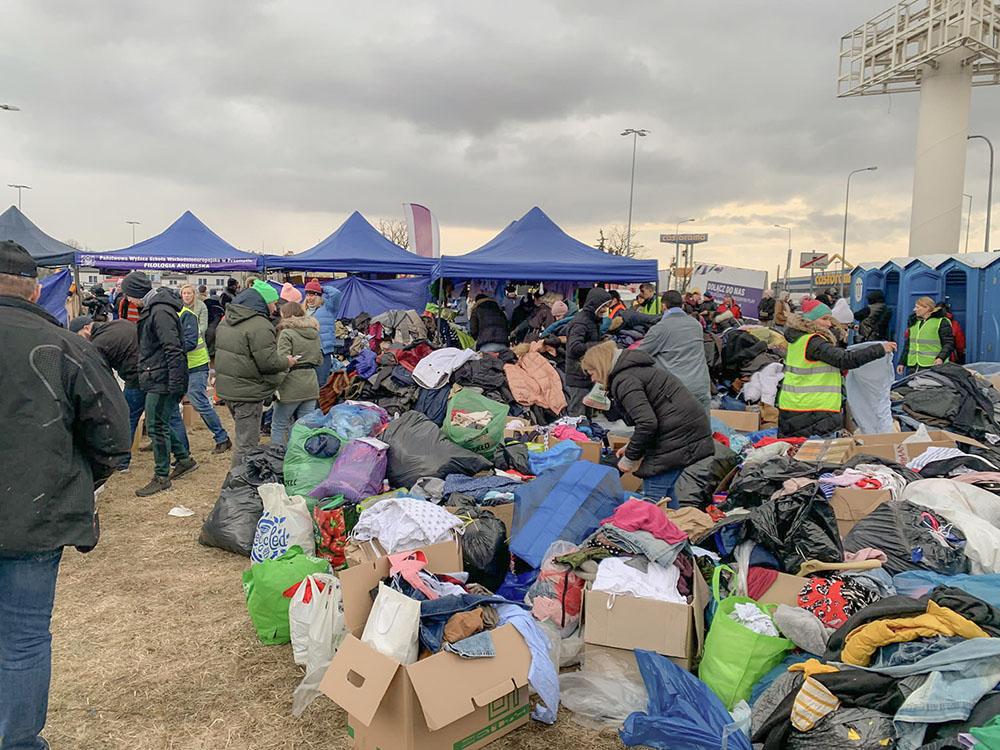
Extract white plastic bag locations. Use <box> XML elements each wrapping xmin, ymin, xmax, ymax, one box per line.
<box><xmin>288</xmin><ymin>573</ymin><xmax>339</xmax><ymax>666</ymax></box>
<box><xmin>361</xmin><ymin>583</ymin><xmax>420</xmax><ymax>665</ymax></box>
<box><xmin>559</xmin><ymin>667</ymin><xmax>647</xmax><ymax>729</ymax></box>
<box><xmin>291</xmin><ymin>573</ymin><xmax>347</xmax><ymax>716</ymax></box>
<box><xmin>251</xmin><ymin>483</ymin><xmax>315</xmax><ymax>563</ymax></box>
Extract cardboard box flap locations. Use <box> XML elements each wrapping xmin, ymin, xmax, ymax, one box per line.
<box><xmin>405</xmin><ymin>624</ymin><xmax>531</xmax><ymax>731</ymax></box>
<box><xmin>691</xmin><ymin>564</ymin><xmax>709</xmax><ymax>653</ymax></box>
<box><xmin>319</xmin><ymin>634</ymin><xmax>399</xmax><ymax>727</ymax></box>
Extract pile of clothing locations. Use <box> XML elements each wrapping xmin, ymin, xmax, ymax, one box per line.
<box><xmin>893</xmin><ymin>363</ymin><xmax>1000</xmax><ymax>442</ymax></box>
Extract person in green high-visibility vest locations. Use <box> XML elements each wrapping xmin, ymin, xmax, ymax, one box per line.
<box><xmin>778</xmin><ymin>299</ymin><xmax>896</xmax><ymax>438</ymax></box>
<box><xmin>180</xmin><ymin>285</ymin><xmax>232</xmax><ymax>454</ymax></box>
<box><xmin>897</xmin><ymin>296</ymin><xmax>956</xmax><ymax>376</ymax></box>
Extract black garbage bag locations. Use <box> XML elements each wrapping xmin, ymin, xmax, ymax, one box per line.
<box><xmin>494</xmin><ymin>443</ymin><xmax>532</xmax><ymax>475</ymax></box>
<box><xmin>244</xmin><ymin>444</ymin><xmax>286</xmax><ymax>482</ymax></box>
<box><xmin>749</xmin><ymin>484</ymin><xmax>843</xmax><ymax>573</ymax></box>
<box><xmin>673</xmin><ymin>442</ymin><xmax>739</xmax><ymax>509</ymax></box>
<box><xmin>382</xmin><ymin>411</ymin><xmax>493</xmax><ymax>487</ymax></box>
<box><xmin>843</xmin><ymin>501</ymin><xmax>969</xmax><ymax>576</ymax></box>
<box><xmin>725</xmin><ymin>457</ymin><xmax>818</xmax><ymax>510</ymax></box>
<box><xmin>455</xmin><ymin>507</ymin><xmax>509</xmax><ymax>592</ymax></box>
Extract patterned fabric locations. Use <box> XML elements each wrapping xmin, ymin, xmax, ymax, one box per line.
<box><xmin>797</xmin><ymin>575</ymin><xmax>882</xmax><ymax>629</ymax></box>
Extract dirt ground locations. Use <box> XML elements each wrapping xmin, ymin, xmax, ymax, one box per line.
<box><xmin>46</xmin><ymin>414</ymin><xmax>627</xmax><ymax>750</ymax></box>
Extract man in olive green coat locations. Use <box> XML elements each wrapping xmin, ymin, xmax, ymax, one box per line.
<box><xmin>215</xmin><ymin>283</ymin><xmax>295</xmax><ymax>467</ymax></box>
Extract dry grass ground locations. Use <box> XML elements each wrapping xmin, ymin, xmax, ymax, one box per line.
<box><xmin>46</xmin><ymin>413</ymin><xmax>627</xmax><ymax>750</ymax></box>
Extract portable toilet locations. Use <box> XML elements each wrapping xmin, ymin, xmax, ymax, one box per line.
<box><xmin>898</xmin><ymin>255</ymin><xmax>949</xmax><ymax>339</ymax></box>
<box><xmin>880</xmin><ymin>259</ymin><xmax>906</xmax><ymax>344</ymax></box>
<box><xmin>937</xmin><ymin>255</ymin><xmax>982</xmax><ymax>362</ymax></box>
<box><xmin>980</xmin><ymin>259</ymin><xmax>1000</xmax><ymax>362</ymax></box>
<box><xmin>850</xmin><ymin>263</ymin><xmax>885</xmax><ymax>312</ymax></box>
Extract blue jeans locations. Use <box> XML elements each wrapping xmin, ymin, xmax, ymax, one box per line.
<box><xmin>316</xmin><ymin>353</ymin><xmax>333</xmax><ymax>388</ymax></box>
<box><xmin>186</xmin><ymin>368</ymin><xmax>228</xmax><ymax>444</ymax></box>
<box><xmin>122</xmin><ymin>387</ymin><xmax>188</xmax><ymax>468</ymax></box>
<box><xmin>642</xmin><ymin>468</ymin><xmax>683</xmax><ymax>509</ymax></box>
<box><xmin>270</xmin><ymin>399</ymin><xmax>317</xmax><ymax>448</ymax></box>
<box><xmin>0</xmin><ymin>548</ymin><xmax>63</xmax><ymax>750</ymax></box>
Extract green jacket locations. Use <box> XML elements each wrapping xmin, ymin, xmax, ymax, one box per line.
<box><xmin>214</xmin><ymin>289</ymin><xmax>289</xmax><ymax>402</ymax></box>
<box><xmin>275</xmin><ymin>315</ymin><xmax>322</xmax><ymax>402</ymax></box>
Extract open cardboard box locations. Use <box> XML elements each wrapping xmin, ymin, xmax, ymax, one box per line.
<box><xmin>551</xmin><ymin>437</ymin><xmax>602</xmax><ymax>464</ymax></box>
<box><xmin>830</xmin><ymin>487</ymin><xmax>892</xmax><ymax>538</ymax></box>
<box><xmin>711</xmin><ymin>409</ymin><xmax>760</xmax><ymax>433</ymax></box>
<box><xmin>322</xmin><ymin>541</ymin><xmax>532</xmax><ymax>750</ymax></box>
<box><xmin>607</xmin><ymin>435</ymin><xmax>643</xmax><ymax>493</ymax></box>
<box><xmin>756</xmin><ymin>572</ymin><xmax>810</xmax><ymax>608</ymax></box>
<box><xmin>346</xmin><ymin>535</ymin><xmax>464</xmax><ymax>568</ymax></box>
<box><xmin>582</xmin><ymin>568</ymin><xmax>710</xmax><ymax>671</ymax></box>
<box><xmin>503</xmin><ymin>416</ymin><xmax>536</xmax><ymax>440</ymax></box>
<box><xmin>797</xmin><ymin>429</ymin><xmax>985</xmax><ymax>465</ymax></box>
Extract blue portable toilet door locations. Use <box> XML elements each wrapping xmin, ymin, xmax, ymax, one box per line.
<box><xmin>941</xmin><ymin>265</ymin><xmax>973</xmax><ymax>364</ymax></box>
<box><xmin>980</xmin><ymin>265</ymin><xmax>1000</xmax><ymax>362</ymax></box>
<box><xmin>883</xmin><ymin>268</ymin><xmax>903</xmax><ymax>343</ymax></box>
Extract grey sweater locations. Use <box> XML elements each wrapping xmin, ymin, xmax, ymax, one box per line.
<box><xmin>636</xmin><ymin>309</ymin><xmax>711</xmax><ymax>410</ymax></box>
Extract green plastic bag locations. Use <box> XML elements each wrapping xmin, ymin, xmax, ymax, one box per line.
<box><xmin>242</xmin><ymin>545</ymin><xmax>330</xmax><ymax>645</ymax></box>
<box><xmin>698</xmin><ymin>565</ymin><xmax>793</xmax><ymax>709</ymax></box>
<box><xmin>283</xmin><ymin>423</ymin><xmax>343</xmax><ymax>497</ymax></box>
<box><xmin>441</xmin><ymin>387</ymin><xmax>509</xmax><ymax>456</ymax></box>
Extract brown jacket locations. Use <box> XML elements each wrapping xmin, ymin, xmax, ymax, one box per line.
<box><xmin>504</xmin><ymin>350</ymin><xmax>567</xmax><ymax>415</ymax></box>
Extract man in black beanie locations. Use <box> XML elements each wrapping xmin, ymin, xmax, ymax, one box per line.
<box><xmin>0</xmin><ymin>240</ymin><xmax>131</xmax><ymax>749</ymax></box>
<box><xmin>122</xmin><ymin>271</ymin><xmax>197</xmax><ymax>496</ymax></box>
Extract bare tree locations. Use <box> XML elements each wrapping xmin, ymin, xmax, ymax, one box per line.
<box><xmin>377</xmin><ymin>218</ymin><xmax>409</xmax><ymax>249</ymax></box>
<box><xmin>595</xmin><ymin>226</ymin><xmax>642</xmax><ymax>257</ymax></box>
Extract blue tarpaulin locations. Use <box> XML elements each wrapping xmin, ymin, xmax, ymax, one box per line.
<box><xmin>39</xmin><ymin>269</ymin><xmax>72</xmax><ymax>325</ymax></box>
<box><xmin>433</xmin><ymin>207</ymin><xmax>658</xmax><ymax>283</ymax></box>
<box><xmin>267</xmin><ymin>276</ymin><xmax>429</xmax><ymax>319</ymax></box>
<box><xmin>0</xmin><ymin>205</ymin><xmax>77</xmax><ymax>267</ymax></box>
<box><xmin>77</xmin><ymin>211</ymin><xmax>263</xmax><ymax>272</ymax></box>
<box><xmin>263</xmin><ymin>211</ymin><xmax>435</xmax><ymax>276</ymax></box>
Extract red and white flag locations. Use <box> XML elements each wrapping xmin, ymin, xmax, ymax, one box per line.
<box><xmin>402</xmin><ymin>203</ymin><xmax>440</xmax><ymax>258</ymax></box>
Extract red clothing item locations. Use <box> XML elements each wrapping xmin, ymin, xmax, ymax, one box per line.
<box><xmin>746</xmin><ymin>566</ymin><xmax>779</xmax><ymax>600</ymax></box>
<box><xmin>395</xmin><ymin>342</ymin><xmax>434</xmax><ymax>372</ymax></box>
<box><xmin>601</xmin><ymin>498</ymin><xmax>687</xmax><ymax>544</ymax></box>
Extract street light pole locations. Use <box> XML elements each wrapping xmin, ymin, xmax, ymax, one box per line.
<box><xmin>126</xmin><ymin>220</ymin><xmax>141</xmax><ymax>246</ymax></box>
<box><xmin>7</xmin><ymin>184</ymin><xmax>30</xmax><ymax>211</ymax></box>
<box><xmin>621</xmin><ymin>128</ymin><xmax>649</xmax><ymax>256</ymax></box>
<box><xmin>968</xmin><ymin>135</ymin><xmax>994</xmax><ymax>253</ymax></box>
<box><xmin>963</xmin><ymin>194</ymin><xmax>973</xmax><ymax>253</ymax></box>
<box><xmin>841</xmin><ymin>166</ymin><xmax>878</xmax><ymax>298</ymax></box>
<box><xmin>773</xmin><ymin>224</ymin><xmax>792</xmax><ymax>291</ymax></box>
<box><xmin>674</xmin><ymin>217</ymin><xmax>695</xmax><ymax>290</ymax></box>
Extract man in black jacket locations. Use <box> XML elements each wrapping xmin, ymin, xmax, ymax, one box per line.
<box><xmin>122</xmin><ymin>271</ymin><xmax>197</xmax><ymax>496</ymax></box>
<box><xmin>469</xmin><ymin>294</ymin><xmax>510</xmax><ymax>353</ymax></box>
<box><xmin>0</xmin><ymin>241</ymin><xmax>131</xmax><ymax>750</ymax></box>
<box><xmin>560</xmin><ymin>287</ymin><xmax>612</xmax><ymax>416</ymax></box>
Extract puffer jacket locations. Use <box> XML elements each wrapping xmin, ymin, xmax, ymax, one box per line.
<box><xmin>89</xmin><ymin>319</ymin><xmax>140</xmax><ymax>389</ymax></box>
<box><xmin>504</xmin><ymin>350</ymin><xmax>567</xmax><ymax>415</ymax></box>
<box><xmin>899</xmin><ymin>307</ymin><xmax>955</xmax><ymax>365</ymax></box>
<box><xmin>215</xmin><ymin>288</ymin><xmax>289</xmax><ymax>402</ymax></box>
<box><xmin>275</xmin><ymin>315</ymin><xmax>322</xmax><ymax>402</ymax></box>
<box><xmin>564</xmin><ymin>288</ymin><xmax>611</xmax><ymax>389</ymax></box>
<box><xmin>313</xmin><ymin>285</ymin><xmax>344</xmax><ymax>354</ymax></box>
<box><xmin>607</xmin><ymin>349</ymin><xmax>714</xmax><ymax>478</ymax></box>
<box><xmin>1</xmin><ymin>295</ymin><xmax>131</xmax><ymax>552</ymax></box>
<box><xmin>778</xmin><ymin>313</ymin><xmax>887</xmax><ymax>438</ymax></box>
<box><xmin>136</xmin><ymin>287</ymin><xmax>188</xmax><ymax>395</ymax></box>
<box><xmin>469</xmin><ymin>297</ymin><xmax>510</xmax><ymax>348</ymax></box>
<box><xmin>855</xmin><ymin>302</ymin><xmax>892</xmax><ymax>343</ymax></box>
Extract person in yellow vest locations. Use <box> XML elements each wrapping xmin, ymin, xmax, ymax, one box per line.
<box><xmin>633</xmin><ymin>283</ymin><xmax>662</xmax><ymax>315</ymax></box>
<box><xmin>778</xmin><ymin>299</ymin><xmax>896</xmax><ymax>438</ymax></box>
<box><xmin>897</xmin><ymin>296</ymin><xmax>955</xmax><ymax>376</ymax></box>
<box><xmin>180</xmin><ymin>297</ymin><xmax>232</xmax><ymax>453</ymax></box>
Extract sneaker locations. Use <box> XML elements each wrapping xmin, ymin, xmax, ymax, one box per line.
<box><xmin>169</xmin><ymin>457</ymin><xmax>198</xmax><ymax>480</ymax></box>
<box><xmin>212</xmin><ymin>438</ymin><xmax>232</xmax><ymax>455</ymax></box>
<box><xmin>135</xmin><ymin>476</ymin><xmax>171</xmax><ymax>497</ymax></box>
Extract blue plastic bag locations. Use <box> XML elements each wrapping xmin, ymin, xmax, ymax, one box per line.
<box><xmin>620</xmin><ymin>650</ymin><xmax>750</xmax><ymax>750</ymax></box>
<box><xmin>528</xmin><ymin>440</ymin><xmax>581</xmax><ymax>475</ymax></box>
<box><xmin>324</xmin><ymin>401</ymin><xmax>388</xmax><ymax>440</ymax></box>
<box><xmin>893</xmin><ymin>571</ymin><xmax>1000</xmax><ymax>608</ymax></box>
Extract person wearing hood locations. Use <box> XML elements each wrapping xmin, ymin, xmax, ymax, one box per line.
<box><xmin>637</xmin><ymin>290</ymin><xmax>712</xmax><ymax>411</ymax></box>
<box><xmin>898</xmin><ymin>296</ymin><xmax>955</xmax><ymax>375</ymax></box>
<box><xmin>779</xmin><ymin>299</ymin><xmax>895</xmax><ymax>438</ymax></box>
<box><xmin>562</xmin><ymin>287</ymin><xmax>613</xmax><ymax>415</ymax></box>
<box><xmin>853</xmin><ymin>289</ymin><xmax>892</xmax><ymax>343</ymax></box>
<box><xmin>215</xmin><ymin>282</ymin><xmax>296</xmax><ymax>467</ymax></box>
<box><xmin>582</xmin><ymin>341</ymin><xmax>714</xmax><ymax>504</ymax></box>
<box><xmin>271</xmin><ymin>301</ymin><xmax>322</xmax><ymax>447</ymax></box>
<box><xmin>469</xmin><ymin>293</ymin><xmax>510</xmax><ymax>352</ymax></box>
<box><xmin>123</xmin><ymin>271</ymin><xmax>197</xmax><ymax>496</ymax></box>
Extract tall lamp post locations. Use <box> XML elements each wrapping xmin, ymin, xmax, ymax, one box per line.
<box><xmin>963</xmin><ymin>194</ymin><xmax>973</xmax><ymax>253</ymax></box>
<box><xmin>968</xmin><ymin>135</ymin><xmax>994</xmax><ymax>253</ymax></box>
<box><xmin>674</xmin><ymin>217</ymin><xmax>695</xmax><ymax>290</ymax></box>
<box><xmin>7</xmin><ymin>183</ymin><xmax>30</xmax><ymax>211</ymax></box>
<box><xmin>841</xmin><ymin>166</ymin><xmax>878</xmax><ymax>298</ymax></box>
<box><xmin>773</xmin><ymin>224</ymin><xmax>792</xmax><ymax>291</ymax></box>
<box><xmin>621</xmin><ymin>128</ymin><xmax>649</xmax><ymax>256</ymax></box>
<box><xmin>126</xmin><ymin>220</ymin><xmax>141</xmax><ymax>246</ymax></box>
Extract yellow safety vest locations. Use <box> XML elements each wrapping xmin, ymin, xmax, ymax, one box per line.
<box><xmin>779</xmin><ymin>334</ymin><xmax>842</xmax><ymax>412</ymax></box>
<box><xmin>907</xmin><ymin>318</ymin><xmax>942</xmax><ymax>368</ymax></box>
<box><xmin>180</xmin><ymin>307</ymin><xmax>210</xmax><ymax>369</ymax></box>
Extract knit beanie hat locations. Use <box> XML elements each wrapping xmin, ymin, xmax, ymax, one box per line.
<box><xmin>279</xmin><ymin>282</ymin><xmax>302</xmax><ymax>304</ymax></box>
<box><xmin>802</xmin><ymin>299</ymin><xmax>833</xmax><ymax>321</ymax></box>
<box><xmin>121</xmin><ymin>271</ymin><xmax>153</xmax><ymax>299</ymax></box>
<box><xmin>251</xmin><ymin>279</ymin><xmax>279</xmax><ymax>305</ymax></box>
<box><xmin>551</xmin><ymin>300</ymin><xmax>569</xmax><ymax>319</ymax></box>
<box><xmin>304</xmin><ymin>279</ymin><xmax>323</xmax><ymax>294</ymax></box>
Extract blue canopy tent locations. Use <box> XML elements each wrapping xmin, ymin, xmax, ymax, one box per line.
<box><xmin>266</xmin><ymin>276</ymin><xmax>430</xmax><ymax>319</ymax></box>
<box><xmin>432</xmin><ymin>207</ymin><xmax>658</xmax><ymax>283</ymax></box>
<box><xmin>39</xmin><ymin>269</ymin><xmax>73</xmax><ymax>324</ymax></box>
<box><xmin>263</xmin><ymin>211</ymin><xmax>435</xmax><ymax>276</ymax></box>
<box><xmin>0</xmin><ymin>205</ymin><xmax>78</xmax><ymax>266</ymax></box>
<box><xmin>76</xmin><ymin>211</ymin><xmax>263</xmax><ymax>272</ymax></box>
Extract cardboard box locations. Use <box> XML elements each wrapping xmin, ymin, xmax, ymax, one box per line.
<box><xmin>346</xmin><ymin>536</ymin><xmax>464</xmax><ymax>568</ymax></box>
<box><xmin>796</xmin><ymin>430</ymin><xmax>978</xmax><ymax>465</ymax></box>
<box><xmin>607</xmin><ymin>436</ymin><xmax>643</xmax><ymax>493</ymax></box>
<box><xmin>756</xmin><ymin>573</ymin><xmax>810</xmax><ymax>607</ymax></box>
<box><xmin>322</xmin><ymin>544</ymin><xmax>532</xmax><ymax>750</ymax></box>
<box><xmin>711</xmin><ymin>409</ymin><xmax>760</xmax><ymax>433</ymax></box>
<box><xmin>503</xmin><ymin>416</ymin><xmax>536</xmax><ymax>440</ymax></box>
<box><xmin>583</xmin><ymin>569</ymin><xmax>709</xmax><ymax>671</ymax></box>
<box><xmin>552</xmin><ymin>437</ymin><xmax>602</xmax><ymax>464</ymax></box>
<box><xmin>830</xmin><ymin>487</ymin><xmax>892</xmax><ymax>538</ymax></box>
<box><xmin>796</xmin><ymin>438</ymin><xmax>858</xmax><ymax>464</ymax></box>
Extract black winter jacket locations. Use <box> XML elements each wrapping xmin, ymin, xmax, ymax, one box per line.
<box><xmin>854</xmin><ymin>302</ymin><xmax>892</xmax><ymax>343</ymax></box>
<box><xmin>90</xmin><ymin>319</ymin><xmax>140</xmax><ymax>388</ymax></box>
<box><xmin>778</xmin><ymin>313</ymin><xmax>887</xmax><ymax>438</ymax></box>
<box><xmin>899</xmin><ymin>307</ymin><xmax>955</xmax><ymax>365</ymax></box>
<box><xmin>469</xmin><ymin>298</ymin><xmax>510</xmax><ymax>348</ymax></box>
<box><xmin>757</xmin><ymin>296</ymin><xmax>776</xmax><ymax>322</ymax></box>
<box><xmin>607</xmin><ymin>349</ymin><xmax>715</xmax><ymax>478</ymax></box>
<box><xmin>0</xmin><ymin>295</ymin><xmax>131</xmax><ymax>552</ymax></box>
<box><xmin>136</xmin><ymin>287</ymin><xmax>188</xmax><ymax>395</ymax></box>
<box><xmin>564</xmin><ymin>288</ymin><xmax>611</xmax><ymax>389</ymax></box>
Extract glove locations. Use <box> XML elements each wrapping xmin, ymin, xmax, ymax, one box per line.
<box><xmin>618</xmin><ymin>456</ymin><xmax>640</xmax><ymax>473</ymax></box>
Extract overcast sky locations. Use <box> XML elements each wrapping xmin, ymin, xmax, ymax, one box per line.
<box><xmin>2</xmin><ymin>1</ymin><xmax>998</xmax><ymax>277</ymax></box>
